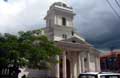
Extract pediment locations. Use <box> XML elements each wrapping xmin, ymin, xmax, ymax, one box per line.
<box><xmin>61</xmin><ymin>36</ymin><xmax>87</xmax><ymax>44</ymax></box>
<box><xmin>59</xmin><ymin>37</ymin><xmax>100</xmax><ymax>55</ymax></box>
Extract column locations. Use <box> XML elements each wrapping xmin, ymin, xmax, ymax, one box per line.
<box><xmin>55</xmin><ymin>55</ymin><xmax>60</xmax><ymax>78</ymax></box>
<box><xmin>73</xmin><ymin>53</ymin><xmax>77</xmax><ymax>78</ymax></box>
<box><xmin>95</xmin><ymin>56</ymin><xmax>101</xmax><ymax>72</ymax></box>
<box><xmin>70</xmin><ymin>62</ymin><xmax>73</xmax><ymax>78</ymax></box>
<box><xmin>71</xmin><ymin>58</ymin><xmax>75</xmax><ymax>78</ymax></box>
<box><xmin>77</xmin><ymin>53</ymin><xmax>81</xmax><ymax>74</ymax></box>
<box><xmin>87</xmin><ymin>53</ymin><xmax>91</xmax><ymax>72</ymax></box>
<box><xmin>81</xmin><ymin>56</ymin><xmax>85</xmax><ymax>72</ymax></box>
<box><xmin>62</xmin><ymin>51</ymin><xmax>67</xmax><ymax>78</ymax></box>
<box><xmin>73</xmin><ymin>60</ymin><xmax>77</xmax><ymax>78</ymax></box>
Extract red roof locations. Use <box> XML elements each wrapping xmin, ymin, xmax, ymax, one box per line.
<box><xmin>100</xmin><ymin>51</ymin><xmax>120</xmax><ymax>58</ymax></box>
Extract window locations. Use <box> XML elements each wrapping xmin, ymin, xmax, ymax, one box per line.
<box><xmin>84</xmin><ymin>58</ymin><xmax>87</xmax><ymax>62</ymax></box>
<box><xmin>100</xmin><ymin>76</ymin><xmax>119</xmax><ymax>78</ymax></box>
<box><xmin>72</xmin><ymin>40</ymin><xmax>76</xmax><ymax>43</ymax></box>
<box><xmin>71</xmin><ymin>31</ymin><xmax>74</xmax><ymax>36</ymax></box>
<box><xmin>62</xmin><ymin>17</ymin><xmax>66</xmax><ymax>26</ymax></box>
<box><xmin>62</xmin><ymin>34</ymin><xmax>67</xmax><ymax>39</ymax></box>
<box><xmin>63</xmin><ymin>3</ymin><xmax>67</xmax><ymax>7</ymax></box>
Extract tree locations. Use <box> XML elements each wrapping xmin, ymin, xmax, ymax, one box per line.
<box><xmin>18</xmin><ymin>30</ymin><xmax>62</xmax><ymax>69</ymax></box>
<box><xmin>0</xmin><ymin>33</ymin><xmax>26</xmax><ymax>65</ymax></box>
<box><xmin>0</xmin><ymin>30</ymin><xmax>62</xmax><ymax>69</ymax></box>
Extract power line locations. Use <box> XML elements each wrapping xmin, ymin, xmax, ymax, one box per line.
<box><xmin>115</xmin><ymin>0</ymin><xmax>120</xmax><ymax>8</ymax></box>
<box><xmin>106</xmin><ymin>0</ymin><xmax>120</xmax><ymax>18</ymax></box>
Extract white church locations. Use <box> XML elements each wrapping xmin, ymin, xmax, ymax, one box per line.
<box><xmin>19</xmin><ymin>2</ymin><xmax>100</xmax><ymax>78</ymax></box>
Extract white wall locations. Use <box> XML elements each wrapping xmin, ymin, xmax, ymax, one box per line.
<box><xmin>89</xmin><ymin>55</ymin><xmax>96</xmax><ymax>72</ymax></box>
<box><xmin>55</xmin><ymin>15</ymin><xmax>73</xmax><ymax>27</ymax></box>
<box><xmin>18</xmin><ymin>68</ymin><xmax>49</xmax><ymax>78</ymax></box>
<box><xmin>53</xmin><ymin>28</ymin><xmax>73</xmax><ymax>41</ymax></box>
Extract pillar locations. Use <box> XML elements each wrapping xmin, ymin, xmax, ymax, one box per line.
<box><xmin>73</xmin><ymin>62</ymin><xmax>77</xmax><ymax>78</ymax></box>
<box><xmin>81</xmin><ymin>56</ymin><xmax>85</xmax><ymax>72</ymax></box>
<box><xmin>77</xmin><ymin>53</ymin><xmax>81</xmax><ymax>75</ymax></box>
<box><xmin>87</xmin><ymin>53</ymin><xmax>91</xmax><ymax>72</ymax></box>
<box><xmin>73</xmin><ymin>53</ymin><xmax>77</xmax><ymax>78</ymax></box>
<box><xmin>95</xmin><ymin>56</ymin><xmax>101</xmax><ymax>72</ymax></box>
<box><xmin>70</xmin><ymin>61</ymin><xmax>73</xmax><ymax>78</ymax></box>
<box><xmin>55</xmin><ymin>55</ymin><xmax>60</xmax><ymax>78</ymax></box>
<box><xmin>62</xmin><ymin>51</ymin><xmax>67</xmax><ymax>78</ymax></box>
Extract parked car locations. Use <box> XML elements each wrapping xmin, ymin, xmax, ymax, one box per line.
<box><xmin>78</xmin><ymin>72</ymin><xmax>120</xmax><ymax>78</ymax></box>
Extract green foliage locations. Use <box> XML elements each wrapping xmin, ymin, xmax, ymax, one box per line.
<box><xmin>0</xmin><ymin>30</ymin><xmax>62</xmax><ymax>69</ymax></box>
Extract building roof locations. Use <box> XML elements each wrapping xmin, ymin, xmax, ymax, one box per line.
<box><xmin>56</xmin><ymin>37</ymin><xmax>100</xmax><ymax>55</ymax></box>
<box><xmin>50</xmin><ymin>2</ymin><xmax>72</xmax><ymax>9</ymax></box>
<box><xmin>100</xmin><ymin>51</ymin><xmax>120</xmax><ymax>58</ymax></box>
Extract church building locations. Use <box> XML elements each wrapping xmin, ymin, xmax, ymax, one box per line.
<box><xmin>19</xmin><ymin>2</ymin><xmax>101</xmax><ymax>78</ymax></box>
<box><xmin>42</xmin><ymin>2</ymin><xmax>101</xmax><ymax>78</ymax></box>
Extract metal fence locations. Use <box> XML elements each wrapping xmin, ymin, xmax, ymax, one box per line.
<box><xmin>0</xmin><ymin>64</ymin><xmax>21</xmax><ymax>78</ymax></box>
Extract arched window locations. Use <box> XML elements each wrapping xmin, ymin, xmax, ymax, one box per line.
<box><xmin>62</xmin><ymin>17</ymin><xmax>66</xmax><ymax>26</ymax></box>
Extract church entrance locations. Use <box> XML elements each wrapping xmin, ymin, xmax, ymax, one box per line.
<box><xmin>59</xmin><ymin>59</ymin><xmax>71</xmax><ymax>78</ymax></box>
<box><xmin>66</xmin><ymin>59</ymin><xmax>70</xmax><ymax>78</ymax></box>
<box><xmin>60</xmin><ymin>59</ymin><xmax>63</xmax><ymax>78</ymax></box>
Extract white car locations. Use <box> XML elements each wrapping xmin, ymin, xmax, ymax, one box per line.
<box><xmin>78</xmin><ymin>72</ymin><xmax>120</xmax><ymax>78</ymax></box>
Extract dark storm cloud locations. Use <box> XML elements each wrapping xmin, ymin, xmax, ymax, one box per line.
<box><xmin>70</xmin><ymin>0</ymin><xmax>120</xmax><ymax>50</ymax></box>
<box><xmin>0</xmin><ymin>0</ymin><xmax>120</xmax><ymax>50</ymax></box>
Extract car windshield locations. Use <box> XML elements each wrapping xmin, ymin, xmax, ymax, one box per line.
<box><xmin>79</xmin><ymin>74</ymin><xmax>120</xmax><ymax>78</ymax></box>
<box><xmin>79</xmin><ymin>74</ymin><xmax>97</xmax><ymax>78</ymax></box>
<box><xmin>100</xmin><ymin>75</ymin><xmax>120</xmax><ymax>78</ymax></box>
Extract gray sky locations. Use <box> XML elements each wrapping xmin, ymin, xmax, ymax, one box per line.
<box><xmin>0</xmin><ymin>0</ymin><xmax>120</xmax><ymax>50</ymax></box>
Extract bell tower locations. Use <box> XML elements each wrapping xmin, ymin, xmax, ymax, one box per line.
<box><xmin>45</xmin><ymin>2</ymin><xmax>75</xmax><ymax>41</ymax></box>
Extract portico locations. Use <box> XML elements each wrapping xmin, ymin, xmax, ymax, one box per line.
<box><xmin>52</xmin><ymin>40</ymin><xmax>100</xmax><ymax>78</ymax></box>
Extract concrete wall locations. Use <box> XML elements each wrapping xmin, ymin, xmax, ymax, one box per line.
<box><xmin>18</xmin><ymin>68</ymin><xmax>49</xmax><ymax>78</ymax></box>
<box><xmin>55</xmin><ymin>15</ymin><xmax>73</xmax><ymax>27</ymax></box>
<box><xmin>54</xmin><ymin>28</ymin><xmax>73</xmax><ymax>41</ymax></box>
<box><xmin>89</xmin><ymin>55</ymin><xmax>96</xmax><ymax>72</ymax></box>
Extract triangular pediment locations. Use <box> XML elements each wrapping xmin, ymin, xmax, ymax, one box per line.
<box><xmin>58</xmin><ymin>36</ymin><xmax>100</xmax><ymax>55</ymax></box>
<box><xmin>61</xmin><ymin>36</ymin><xmax>88</xmax><ymax>44</ymax></box>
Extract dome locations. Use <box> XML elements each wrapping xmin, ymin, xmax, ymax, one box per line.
<box><xmin>50</xmin><ymin>2</ymin><xmax>72</xmax><ymax>9</ymax></box>
<box><xmin>54</xmin><ymin>2</ymin><xmax>67</xmax><ymax>7</ymax></box>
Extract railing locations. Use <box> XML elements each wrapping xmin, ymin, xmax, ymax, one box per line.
<box><xmin>0</xmin><ymin>64</ymin><xmax>21</xmax><ymax>78</ymax></box>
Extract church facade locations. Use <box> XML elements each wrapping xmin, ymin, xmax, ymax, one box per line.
<box><xmin>19</xmin><ymin>2</ymin><xmax>100</xmax><ymax>78</ymax></box>
<box><xmin>43</xmin><ymin>2</ymin><xmax>101</xmax><ymax>78</ymax></box>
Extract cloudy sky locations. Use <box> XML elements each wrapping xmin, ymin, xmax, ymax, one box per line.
<box><xmin>0</xmin><ymin>0</ymin><xmax>120</xmax><ymax>50</ymax></box>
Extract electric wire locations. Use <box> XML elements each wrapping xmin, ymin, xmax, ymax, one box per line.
<box><xmin>106</xmin><ymin>0</ymin><xmax>120</xmax><ymax>18</ymax></box>
<box><xmin>115</xmin><ymin>0</ymin><xmax>120</xmax><ymax>8</ymax></box>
